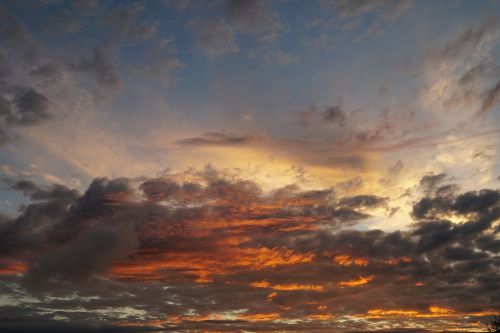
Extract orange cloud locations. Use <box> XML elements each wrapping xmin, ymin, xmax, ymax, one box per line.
<box><xmin>0</xmin><ymin>261</ymin><xmax>27</xmax><ymax>275</ymax></box>
<box><xmin>383</xmin><ymin>256</ymin><xmax>413</xmax><ymax>265</ymax></box>
<box><xmin>331</xmin><ymin>253</ymin><xmax>368</xmax><ymax>266</ymax></box>
<box><xmin>238</xmin><ymin>313</ymin><xmax>281</xmax><ymax>321</ymax></box>
<box><xmin>338</xmin><ymin>275</ymin><xmax>374</xmax><ymax>287</ymax></box>
<box><xmin>111</xmin><ymin>247</ymin><xmax>314</xmax><ymax>282</ymax></box>
<box><xmin>360</xmin><ymin>307</ymin><xmax>497</xmax><ymax>319</ymax></box>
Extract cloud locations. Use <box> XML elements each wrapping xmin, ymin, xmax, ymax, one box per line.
<box><xmin>102</xmin><ymin>1</ymin><xmax>145</xmax><ymax>44</ymax></box>
<box><xmin>187</xmin><ymin>17</ymin><xmax>239</xmax><ymax>58</ymax></box>
<box><xmin>479</xmin><ymin>79</ymin><xmax>500</xmax><ymax>115</ymax></box>
<box><xmin>42</xmin><ymin>8</ymin><xmax>80</xmax><ymax>36</ymax></box>
<box><xmin>323</xmin><ymin>105</ymin><xmax>346</xmax><ymax>126</ymax></box>
<box><xmin>421</xmin><ymin>18</ymin><xmax>500</xmax><ymax>122</ymax></box>
<box><xmin>0</xmin><ymin>168</ymin><xmax>496</xmax><ymax>332</ymax></box>
<box><xmin>339</xmin><ymin>195</ymin><xmax>386</xmax><ymax>208</ymax></box>
<box><xmin>24</xmin><ymin>223</ymin><xmax>138</xmax><ymax>290</ymax></box>
<box><xmin>175</xmin><ymin>132</ymin><xmax>255</xmax><ymax>146</ymax></box>
<box><xmin>68</xmin><ymin>47</ymin><xmax>123</xmax><ymax>91</ymax></box>
<box><xmin>225</xmin><ymin>0</ymin><xmax>284</xmax><ymax>42</ymax></box>
<box><xmin>0</xmin><ymin>88</ymin><xmax>52</xmax><ymax>144</ymax></box>
<box><xmin>437</xmin><ymin>18</ymin><xmax>499</xmax><ymax>61</ymax></box>
<box><xmin>322</xmin><ymin>0</ymin><xmax>412</xmax><ymax>21</ymax></box>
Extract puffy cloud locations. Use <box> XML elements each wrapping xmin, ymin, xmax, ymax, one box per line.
<box><xmin>0</xmin><ymin>167</ymin><xmax>497</xmax><ymax>331</ymax></box>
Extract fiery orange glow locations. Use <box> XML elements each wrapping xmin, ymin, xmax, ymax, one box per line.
<box><xmin>272</xmin><ymin>283</ymin><xmax>324</xmax><ymax>291</ymax></box>
<box><xmin>111</xmin><ymin>247</ymin><xmax>314</xmax><ymax>282</ymax></box>
<box><xmin>250</xmin><ymin>281</ymin><xmax>323</xmax><ymax>291</ymax></box>
<box><xmin>307</xmin><ymin>313</ymin><xmax>333</xmax><ymax>320</ymax></box>
<box><xmin>383</xmin><ymin>256</ymin><xmax>413</xmax><ymax>265</ymax></box>
<box><xmin>361</xmin><ymin>307</ymin><xmax>497</xmax><ymax>319</ymax></box>
<box><xmin>429</xmin><ymin>306</ymin><xmax>454</xmax><ymax>314</ymax></box>
<box><xmin>331</xmin><ymin>253</ymin><xmax>369</xmax><ymax>266</ymax></box>
<box><xmin>267</xmin><ymin>292</ymin><xmax>277</xmax><ymax>301</ymax></box>
<box><xmin>0</xmin><ymin>261</ymin><xmax>27</xmax><ymax>275</ymax></box>
<box><xmin>251</xmin><ymin>280</ymin><xmax>271</xmax><ymax>288</ymax></box>
<box><xmin>338</xmin><ymin>275</ymin><xmax>374</xmax><ymax>287</ymax></box>
<box><xmin>238</xmin><ymin>313</ymin><xmax>281</xmax><ymax>321</ymax></box>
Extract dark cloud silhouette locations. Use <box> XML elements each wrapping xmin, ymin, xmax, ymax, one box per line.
<box><xmin>323</xmin><ymin>105</ymin><xmax>346</xmax><ymax>126</ymax></box>
<box><xmin>0</xmin><ymin>88</ymin><xmax>52</xmax><ymax>144</ymax></box>
<box><xmin>175</xmin><ymin>132</ymin><xmax>255</xmax><ymax>146</ymax></box>
<box><xmin>419</xmin><ymin>173</ymin><xmax>447</xmax><ymax>194</ymax></box>
<box><xmin>339</xmin><ymin>195</ymin><xmax>386</xmax><ymax>208</ymax></box>
<box><xmin>7</xmin><ymin>88</ymin><xmax>51</xmax><ymax>126</ymax></box>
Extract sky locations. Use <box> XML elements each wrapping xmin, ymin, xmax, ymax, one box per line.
<box><xmin>0</xmin><ymin>0</ymin><xmax>499</xmax><ymax>332</ymax></box>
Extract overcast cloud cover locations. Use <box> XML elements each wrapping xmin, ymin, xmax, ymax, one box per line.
<box><xmin>0</xmin><ymin>1</ymin><xmax>499</xmax><ymax>332</ymax></box>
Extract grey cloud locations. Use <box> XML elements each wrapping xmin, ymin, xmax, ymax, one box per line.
<box><xmin>225</xmin><ymin>0</ymin><xmax>284</xmax><ymax>42</ymax></box>
<box><xmin>323</xmin><ymin>0</ymin><xmax>412</xmax><ymax>20</ymax></box>
<box><xmin>103</xmin><ymin>2</ymin><xmax>145</xmax><ymax>44</ymax></box>
<box><xmin>0</xmin><ymin>88</ymin><xmax>52</xmax><ymax>144</ymax></box>
<box><xmin>69</xmin><ymin>47</ymin><xmax>123</xmax><ymax>91</ymax></box>
<box><xmin>166</xmin><ymin>0</ymin><xmax>203</xmax><ymax>12</ymax></box>
<box><xmin>412</xmin><ymin>188</ymin><xmax>499</xmax><ymax>220</ymax></box>
<box><xmin>323</xmin><ymin>105</ymin><xmax>346</xmax><ymax>126</ymax></box>
<box><xmin>129</xmin><ymin>21</ymin><xmax>159</xmax><ymax>43</ymax></box>
<box><xmin>0</xmin><ymin>170</ymin><xmax>498</xmax><ymax>331</ymax></box>
<box><xmin>175</xmin><ymin>132</ymin><xmax>255</xmax><ymax>146</ymax></box>
<box><xmin>24</xmin><ymin>223</ymin><xmax>137</xmax><ymax>290</ymax></box>
<box><xmin>479</xmin><ymin>80</ymin><xmax>500</xmax><ymax>115</ymax></box>
<box><xmin>7</xmin><ymin>88</ymin><xmax>51</xmax><ymax>126</ymax></box>
<box><xmin>438</xmin><ymin>18</ymin><xmax>499</xmax><ymax>61</ymax></box>
<box><xmin>419</xmin><ymin>173</ymin><xmax>447</xmax><ymax>194</ymax></box>
<box><xmin>339</xmin><ymin>195</ymin><xmax>386</xmax><ymax>208</ymax></box>
<box><xmin>43</xmin><ymin>8</ymin><xmax>80</xmax><ymax>36</ymax></box>
<box><xmin>187</xmin><ymin>17</ymin><xmax>239</xmax><ymax>57</ymax></box>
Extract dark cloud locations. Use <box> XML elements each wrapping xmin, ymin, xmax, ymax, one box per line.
<box><xmin>69</xmin><ymin>47</ymin><xmax>123</xmax><ymax>91</ymax></box>
<box><xmin>24</xmin><ymin>223</ymin><xmax>137</xmax><ymax>290</ymax></box>
<box><xmin>7</xmin><ymin>88</ymin><xmax>51</xmax><ymax>126</ymax></box>
<box><xmin>323</xmin><ymin>105</ymin><xmax>346</xmax><ymax>126</ymax></box>
<box><xmin>175</xmin><ymin>132</ymin><xmax>255</xmax><ymax>146</ymax></box>
<box><xmin>412</xmin><ymin>188</ymin><xmax>499</xmax><ymax>220</ymax></box>
<box><xmin>0</xmin><ymin>88</ymin><xmax>52</xmax><ymax>144</ymax></box>
<box><xmin>339</xmin><ymin>195</ymin><xmax>386</xmax><ymax>208</ymax></box>
<box><xmin>419</xmin><ymin>173</ymin><xmax>447</xmax><ymax>194</ymax></box>
<box><xmin>0</xmin><ymin>170</ymin><xmax>497</xmax><ymax>331</ymax></box>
